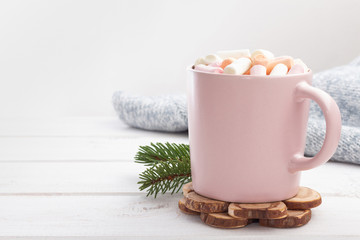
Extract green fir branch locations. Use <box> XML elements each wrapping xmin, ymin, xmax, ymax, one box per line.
<box><xmin>138</xmin><ymin>159</ymin><xmax>191</xmax><ymax>198</ymax></box>
<box><xmin>135</xmin><ymin>142</ymin><xmax>191</xmax><ymax>197</ymax></box>
<box><xmin>135</xmin><ymin>142</ymin><xmax>190</xmax><ymax>166</ymax></box>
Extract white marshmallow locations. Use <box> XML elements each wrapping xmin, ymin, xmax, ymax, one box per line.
<box><xmin>194</xmin><ymin>57</ymin><xmax>206</xmax><ymax>66</ymax></box>
<box><xmin>216</xmin><ymin>49</ymin><xmax>250</xmax><ymax>59</ymax></box>
<box><xmin>270</xmin><ymin>63</ymin><xmax>288</xmax><ymax>76</ymax></box>
<box><xmin>251</xmin><ymin>49</ymin><xmax>274</xmax><ymax>59</ymax></box>
<box><xmin>250</xmin><ymin>65</ymin><xmax>267</xmax><ymax>76</ymax></box>
<box><xmin>294</xmin><ymin>58</ymin><xmax>309</xmax><ymax>72</ymax></box>
<box><xmin>223</xmin><ymin>57</ymin><xmax>252</xmax><ymax>75</ymax></box>
<box><xmin>204</xmin><ymin>54</ymin><xmax>223</xmax><ymax>65</ymax></box>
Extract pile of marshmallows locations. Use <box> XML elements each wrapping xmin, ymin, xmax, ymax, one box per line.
<box><xmin>193</xmin><ymin>49</ymin><xmax>309</xmax><ymax>76</ymax></box>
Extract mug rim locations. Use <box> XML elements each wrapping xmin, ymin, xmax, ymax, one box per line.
<box><xmin>187</xmin><ymin>65</ymin><xmax>312</xmax><ymax>79</ymax></box>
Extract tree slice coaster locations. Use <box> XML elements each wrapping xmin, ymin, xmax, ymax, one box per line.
<box><xmin>228</xmin><ymin>202</ymin><xmax>287</xmax><ymax>219</ymax></box>
<box><xmin>259</xmin><ymin>209</ymin><xmax>311</xmax><ymax>228</ymax></box>
<box><xmin>200</xmin><ymin>212</ymin><xmax>249</xmax><ymax>228</ymax></box>
<box><xmin>184</xmin><ymin>191</ymin><xmax>229</xmax><ymax>213</ymax></box>
<box><xmin>182</xmin><ymin>182</ymin><xmax>194</xmax><ymax>196</ymax></box>
<box><xmin>178</xmin><ymin>197</ymin><xmax>200</xmax><ymax>215</ymax></box>
<box><xmin>283</xmin><ymin>187</ymin><xmax>322</xmax><ymax>210</ymax></box>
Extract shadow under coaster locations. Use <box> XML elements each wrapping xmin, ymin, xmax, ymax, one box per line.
<box><xmin>178</xmin><ymin>182</ymin><xmax>322</xmax><ymax>229</ymax></box>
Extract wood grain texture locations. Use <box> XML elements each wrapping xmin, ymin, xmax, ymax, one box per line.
<box><xmin>0</xmin><ymin>117</ymin><xmax>359</xmax><ymax>238</ymax></box>
<box><xmin>0</xmin><ymin>137</ymin><xmax>188</xmax><ymax>162</ymax></box>
<box><xmin>228</xmin><ymin>202</ymin><xmax>287</xmax><ymax>219</ymax></box>
<box><xmin>0</xmin><ymin>194</ymin><xmax>358</xmax><ymax>237</ymax></box>
<box><xmin>200</xmin><ymin>212</ymin><xmax>249</xmax><ymax>228</ymax></box>
<box><xmin>283</xmin><ymin>187</ymin><xmax>322</xmax><ymax>210</ymax></box>
<box><xmin>178</xmin><ymin>197</ymin><xmax>199</xmax><ymax>215</ymax></box>
<box><xmin>182</xmin><ymin>182</ymin><xmax>194</xmax><ymax>196</ymax></box>
<box><xmin>0</xmin><ymin>162</ymin><xmax>146</xmax><ymax>194</ymax></box>
<box><xmin>184</xmin><ymin>192</ymin><xmax>229</xmax><ymax>213</ymax></box>
<box><xmin>259</xmin><ymin>209</ymin><xmax>311</xmax><ymax>228</ymax></box>
<box><xmin>0</xmin><ymin>117</ymin><xmax>188</xmax><ymax>138</ymax></box>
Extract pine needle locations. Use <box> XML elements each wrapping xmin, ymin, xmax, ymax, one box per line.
<box><xmin>134</xmin><ymin>142</ymin><xmax>192</xmax><ymax>197</ymax></box>
<box><xmin>135</xmin><ymin>142</ymin><xmax>190</xmax><ymax>166</ymax></box>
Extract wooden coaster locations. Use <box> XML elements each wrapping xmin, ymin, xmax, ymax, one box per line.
<box><xmin>184</xmin><ymin>191</ymin><xmax>229</xmax><ymax>213</ymax></box>
<box><xmin>259</xmin><ymin>209</ymin><xmax>311</xmax><ymax>228</ymax></box>
<box><xmin>228</xmin><ymin>202</ymin><xmax>288</xmax><ymax>219</ymax></box>
<box><xmin>178</xmin><ymin>182</ymin><xmax>321</xmax><ymax>229</ymax></box>
<box><xmin>200</xmin><ymin>212</ymin><xmax>249</xmax><ymax>228</ymax></box>
<box><xmin>182</xmin><ymin>182</ymin><xmax>194</xmax><ymax>196</ymax></box>
<box><xmin>178</xmin><ymin>197</ymin><xmax>200</xmax><ymax>215</ymax></box>
<box><xmin>283</xmin><ymin>187</ymin><xmax>322</xmax><ymax>210</ymax></box>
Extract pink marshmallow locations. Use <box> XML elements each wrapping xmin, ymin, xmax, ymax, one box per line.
<box><xmin>195</xmin><ymin>64</ymin><xmax>224</xmax><ymax>73</ymax></box>
<box><xmin>250</xmin><ymin>65</ymin><xmax>266</xmax><ymax>76</ymax></box>
<box><xmin>288</xmin><ymin>64</ymin><xmax>305</xmax><ymax>75</ymax></box>
<box><xmin>208</xmin><ymin>61</ymin><xmax>222</xmax><ymax>68</ymax></box>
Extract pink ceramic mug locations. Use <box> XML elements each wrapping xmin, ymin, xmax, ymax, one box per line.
<box><xmin>187</xmin><ymin>68</ymin><xmax>341</xmax><ymax>203</ymax></box>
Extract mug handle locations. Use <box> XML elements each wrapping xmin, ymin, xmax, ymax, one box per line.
<box><xmin>289</xmin><ymin>82</ymin><xmax>342</xmax><ymax>173</ymax></box>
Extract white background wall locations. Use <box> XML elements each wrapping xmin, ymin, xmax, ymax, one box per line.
<box><xmin>1</xmin><ymin>0</ymin><xmax>359</xmax><ymax>118</ymax></box>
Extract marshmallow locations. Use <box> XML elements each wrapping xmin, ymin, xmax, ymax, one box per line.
<box><xmin>216</xmin><ymin>49</ymin><xmax>250</xmax><ymax>59</ymax></box>
<box><xmin>193</xmin><ymin>50</ymin><xmax>308</xmax><ymax>76</ymax></box>
<box><xmin>288</xmin><ymin>64</ymin><xmax>305</xmax><ymax>75</ymax></box>
<box><xmin>251</xmin><ymin>49</ymin><xmax>274</xmax><ymax>59</ymax></box>
<box><xmin>208</xmin><ymin>61</ymin><xmax>222</xmax><ymax>68</ymax></box>
<box><xmin>270</xmin><ymin>63</ymin><xmax>288</xmax><ymax>76</ymax></box>
<box><xmin>195</xmin><ymin>64</ymin><xmax>224</xmax><ymax>73</ymax></box>
<box><xmin>223</xmin><ymin>57</ymin><xmax>252</xmax><ymax>75</ymax></box>
<box><xmin>204</xmin><ymin>54</ymin><xmax>223</xmax><ymax>65</ymax></box>
<box><xmin>220</xmin><ymin>58</ymin><xmax>236</xmax><ymax>69</ymax></box>
<box><xmin>250</xmin><ymin>65</ymin><xmax>267</xmax><ymax>76</ymax></box>
<box><xmin>294</xmin><ymin>58</ymin><xmax>309</xmax><ymax>72</ymax></box>
<box><xmin>194</xmin><ymin>57</ymin><xmax>206</xmax><ymax>66</ymax></box>
<box><xmin>266</xmin><ymin>56</ymin><xmax>294</xmax><ymax>75</ymax></box>
<box><xmin>253</xmin><ymin>54</ymin><xmax>272</xmax><ymax>67</ymax></box>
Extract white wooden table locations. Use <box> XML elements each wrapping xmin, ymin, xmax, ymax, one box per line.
<box><xmin>0</xmin><ymin>117</ymin><xmax>359</xmax><ymax>239</ymax></box>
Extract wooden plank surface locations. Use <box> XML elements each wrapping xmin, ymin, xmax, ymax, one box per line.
<box><xmin>0</xmin><ymin>195</ymin><xmax>358</xmax><ymax>237</ymax></box>
<box><xmin>0</xmin><ymin>161</ymin><xmax>356</xmax><ymax>197</ymax></box>
<box><xmin>0</xmin><ymin>162</ymin><xmax>145</xmax><ymax>194</ymax></box>
<box><xmin>0</xmin><ymin>117</ymin><xmax>188</xmax><ymax>162</ymax></box>
<box><xmin>0</xmin><ymin>117</ymin><xmax>188</xmax><ymax>137</ymax></box>
<box><xmin>0</xmin><ymin>136</ymin><xmax>188</xmax><ymax>162</ymax></box>
<box><xmin>0</xmin><ymin>117</ymin><xmax>359</xmax><ymax>239</ymax></box>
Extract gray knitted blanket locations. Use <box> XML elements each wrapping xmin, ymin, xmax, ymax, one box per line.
<box><xmin>113</xmin><ymin>57</ymin><xmax>360</xmax><ymax>164</ymax></box>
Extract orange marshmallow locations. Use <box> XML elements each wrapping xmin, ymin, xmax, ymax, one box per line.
<box><xmin>220</xmin><ymin>58</ymin><xmax>236</xmax><ymax>69</ymax></box>
<box><xmin>266</xmin><ymin>56</ymin><xmax>294</xmax><ymax>75</ymax></box>
<box><xmin>253</xmin><ymin>54</ymin><xmax>271</xmax><ymax>68</ymax></box>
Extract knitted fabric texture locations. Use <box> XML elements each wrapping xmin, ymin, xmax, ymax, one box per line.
<box><xmin>112</xmin><ymin>93</ymin><xmax>187</xmax><ymax>132</ymax></box>
<box><xmin>112</xmin><ymin>56</ymin><xmax>360</xmax><ymax>164</ymax></box>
